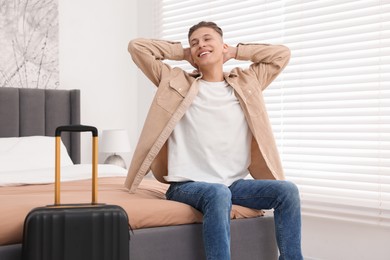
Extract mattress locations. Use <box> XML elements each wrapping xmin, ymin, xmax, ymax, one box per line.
<box><xmin>0</xmin><ymin>177</ymin><xmax>264</xmax><ymax>246</ymax></box>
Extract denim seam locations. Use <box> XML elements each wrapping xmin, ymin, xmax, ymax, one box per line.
<box><xmin>276</xmin><ymin>208</ymin><xmax>285</xmax><ymax>259</ymax></box>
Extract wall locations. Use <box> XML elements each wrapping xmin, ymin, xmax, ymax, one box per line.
<box><xmin>133</xmin><ymin>0</ymin><xmax>157</xmax><ymax>136</ymax></box>
<box><xmin>302</xmin><ymin>216</ymin><xmax>390</xmax><ymax>260</ymax></box>
<box><xmin>59</xmin><ymin>0</ymin><xmax>138</xmax><ymax>164</ymax></box>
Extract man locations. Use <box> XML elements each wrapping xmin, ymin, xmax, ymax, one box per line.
<box><xmin>125</xmin><ymin>21</ymin><xmax>303</xmax><ymax>260</ymax></box>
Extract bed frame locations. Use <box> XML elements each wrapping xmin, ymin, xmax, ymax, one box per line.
<box><xmin>0</xmin><ymin>87</ymin><xmax>81</xmax><ymax>163</ymax></box>
<box><xmin>0</xmin><ymin>87</ymin><xmax>278</xmax><ymax>260</ymax></box>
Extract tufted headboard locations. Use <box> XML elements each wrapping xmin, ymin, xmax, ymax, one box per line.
<box><xmin>0</xmin><ymin>88</ymin><xmax>81</xmax><ymax>163</ymax></box>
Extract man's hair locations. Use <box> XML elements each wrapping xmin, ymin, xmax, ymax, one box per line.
<box><xmin>188</xmin><ymin>21</ymin><xmax>223</xmax><ymax>40</ymax></box>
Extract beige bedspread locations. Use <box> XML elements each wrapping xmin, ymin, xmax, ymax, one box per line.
<box><xmin>0</xmin><ymin>177</ymin><xmax>263</xmax><ymax>246</ymax></box>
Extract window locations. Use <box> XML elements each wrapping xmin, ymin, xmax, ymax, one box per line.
<box><xmin>156</xmin><ymin>0</ymin><xmax>390</xmax><ymax>226</ymax></box>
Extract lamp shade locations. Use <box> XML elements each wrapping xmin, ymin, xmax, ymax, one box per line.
<box><xmin>100</xmin><ymin>129</ymin><xmax>131</xmax><ymax>153</ymax></box>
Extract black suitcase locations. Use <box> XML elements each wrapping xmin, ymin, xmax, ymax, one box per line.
<box><xmin>22</xmin><ymin>125</ymin><xmax>130</xmax><ymax>260</ymax></box>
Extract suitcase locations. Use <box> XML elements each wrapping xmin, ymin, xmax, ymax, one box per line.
<box><xmin>22</xmin><ymin>125</ymin><xmax>130</xmax><ymax>260</ymax></box>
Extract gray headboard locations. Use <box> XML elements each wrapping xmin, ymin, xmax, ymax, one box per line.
<box><xmin>0</xmin><ymin>87</ymin><xmax>81</xmax><ymax>163</ymax></box>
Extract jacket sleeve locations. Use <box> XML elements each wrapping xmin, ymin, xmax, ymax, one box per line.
<box><xmin>235</xmin><ymin>43</ymin><xmax>291</xmax><ymax>90</ymax></box>
<box><xmin>128</xmin><ymin>38</ymin><xmax>185</xmax><ymax>87</ymax></box>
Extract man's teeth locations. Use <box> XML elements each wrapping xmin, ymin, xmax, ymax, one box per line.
<box><xmin>199</xmin><ymin>51</ymin><xmax>210</xmax><ymax>57</ymax></box>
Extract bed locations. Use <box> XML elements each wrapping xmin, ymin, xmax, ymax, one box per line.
<box><xmin>0</xmin><ymin>87</ymin><xmax>278</xmax><ymax>260</ymax></box>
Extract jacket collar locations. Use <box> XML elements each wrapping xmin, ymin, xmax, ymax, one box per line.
<box><xmin>188</xmin><ymin>70</ymin><xmax>238</xmax><ymax>79</ymax></box>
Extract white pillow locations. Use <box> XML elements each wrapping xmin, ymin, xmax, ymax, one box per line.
<box><xmin>0</xmin><ymin>136</ymin><xmax>74</xmax><ymax>172</ymax></box>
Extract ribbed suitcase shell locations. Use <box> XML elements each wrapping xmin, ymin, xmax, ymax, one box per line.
<box><xmin>21</xmin><ymin>125</ymin><xmax>129</xmax><ymax>260</ymax></box>
<box><xmin>22</xmin><ymin>205</ymin><xmax>129</xmax><ymax>260</ymax></box>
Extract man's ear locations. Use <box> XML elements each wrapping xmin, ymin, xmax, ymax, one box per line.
<box><xmin>222</xmin><ymin>43</ymin><xmax>229</xmax><ymax>53</ymax></box>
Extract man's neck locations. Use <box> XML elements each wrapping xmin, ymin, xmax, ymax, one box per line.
<box><xmin>199</xmin><ymin>66</ymin><xmax>224</xmax><ymax>82</ymax></box>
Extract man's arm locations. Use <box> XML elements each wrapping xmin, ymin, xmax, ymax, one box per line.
<box><xmin>128</xmin><ymin>38</ymin><xmax>186</xmax><ymax>86</ymax></box>
<box><xmin>234</xmin><ymin>43</ymin><xmax>291</xmax><ymax>90</ymax></box>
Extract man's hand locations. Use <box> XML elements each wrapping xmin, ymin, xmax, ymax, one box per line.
<box><xmin>183</xmin><ymin>47</ymin><xmax>197</xmax><ymax>69</ymax></box>
<box><xmin>223</xmin><ymin>45</ymin><xmax>237</xmax><ymax>64</ymax></box>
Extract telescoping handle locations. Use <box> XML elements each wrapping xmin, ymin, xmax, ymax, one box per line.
<box><xmin>55</xmin><ymin>125</ymin><xmax>98</xmax><ymax>206</ymax></box>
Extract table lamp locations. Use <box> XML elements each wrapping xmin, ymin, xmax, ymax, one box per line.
<box><xmin>100</xmin><ymin>129</ymin><xmax>131</xmax><ymax>169</ymax></box>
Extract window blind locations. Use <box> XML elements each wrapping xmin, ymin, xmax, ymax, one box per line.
<box><xmin>156</xmin><ymin>0</ymin><xmax>390</xmax><ymax>226</ymax></box>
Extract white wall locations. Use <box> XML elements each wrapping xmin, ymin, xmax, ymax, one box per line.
<box><xmin>133</xmin><ymin>0</ymin><xmax>157</xmax><ymax>136</ymax></box>
<box><xmin>59</xmin><ymin>0</ymin><xmax>138</xmax><ymax>164</ymax></box>
<box><xmin>302</xmin><ymin>216</ymin><xmax>390</xmax><ymax>260</ymax></box>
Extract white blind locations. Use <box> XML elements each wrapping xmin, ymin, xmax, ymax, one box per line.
<box><xmin>156</xmin><ymin>0</ymin><xmax>390</xmax><ymax>226</ymax></box>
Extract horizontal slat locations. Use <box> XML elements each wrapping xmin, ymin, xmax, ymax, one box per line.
<box><xmin>267</xmin><ymin>108</ymin><xmax>390</xmax><ymax>118</ymax></box>
<box><xmin>273</xmin><ymin>76</ymin><xmax>390</xmax><ymax>87</ymax></box>
<box><xmin>281</xmin><ymin>148</ymin><xmax>390</xmax><ymax>161</ymax></box>
<box><xmin>286</xmin><ymin>169</ymin><xmax>390</xmax><ymax>183</ymax></box>
<box><xmin>285</xmin><ymin>159</ymin><xmax>390</xmax><ymax>170</ymax></box>
<box><xmin>293</xmin><ymin>177</ymin><xmax>390</xmax><ymax>191</ymax></box>
<box><xmin>283</xmin><ymin>162</ymin><xmax>388</xmax><ymax>175</ymax></box>
<box><xmin>265</xmin><ymin>81</ymin><xmax>389</xmax><ymax>94</ymax></box>
<box><xmin>265</xmin><ymin>98</ymin><xmax>390</xmax><ymax>110</ymax></box>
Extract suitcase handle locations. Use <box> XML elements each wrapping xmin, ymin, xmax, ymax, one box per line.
<box><xmin>55</xmin><ymin>125</ymin><xmax>99</xmax><ymax>205</ymax></box>
<box><xmin>55</xmin><ymin>125</ymin><xmax>98</xmax><ymax>137</ymax></box>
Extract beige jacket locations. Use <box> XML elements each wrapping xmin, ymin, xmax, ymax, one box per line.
<box><xmin>124</xmin><ymin>38</ymin><xmax>290</xmax><ymax>193</ymax></box>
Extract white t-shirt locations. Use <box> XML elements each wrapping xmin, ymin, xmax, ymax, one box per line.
<box><xmin>164</xmin><ymin>79</ymin><xmax>252</xmax><ymax>186</ymax></box>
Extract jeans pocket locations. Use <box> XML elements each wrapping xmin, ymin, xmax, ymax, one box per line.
<box><xmin>166</xmin><ymin>181</ymin><xmax>193</xmax><ymax>200</ymax></box>
<box><xmin>165</xmin><ymin>184</ymin><xmax>175</xmax><ymax>200</ymax></box>
<box><xmin>165</xmin><ymin>182</ymin><xmax>181</xmax><ymax>200</ymax></box>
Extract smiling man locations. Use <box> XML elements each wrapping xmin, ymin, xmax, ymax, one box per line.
<box><xmin>125</xmin><ymin>21</ymin><xmax>303</xmax><ymax>260</ymax></box>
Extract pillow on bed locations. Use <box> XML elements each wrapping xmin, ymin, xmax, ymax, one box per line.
<box><xmin>0</xmin><ymin>136</ymin><xmax>74</xmax><ymax>172</ymax></box>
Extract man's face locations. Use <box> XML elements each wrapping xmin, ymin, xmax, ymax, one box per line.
<box><xmin>189</xmin><ymin>27</ymin><xmax>227</xmax><ymax>69</ymax></box>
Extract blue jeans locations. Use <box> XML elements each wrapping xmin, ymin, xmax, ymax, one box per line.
<box><xmin>166</xmin><ymin>179</ymin><xmax>303</xmax><ymax>260</ymax></box>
